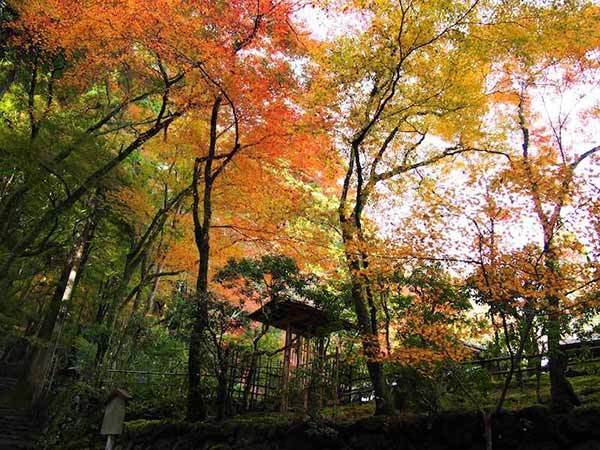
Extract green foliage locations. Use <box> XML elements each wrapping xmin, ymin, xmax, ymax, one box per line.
<box><xmin>388</xmin><ymin>363</ymin><xmax>492</xmax><ymax>414</ymax></box>
<box><xmin>216</xmin><ymin>254</ymin><xmax>349</xmax><ymax>321</ymax></box>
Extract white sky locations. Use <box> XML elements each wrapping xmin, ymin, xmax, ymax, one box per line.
<box><xmin>294</xmin><ymin>5</ymin><xmax>366</xmax><ymax>41</ymax></box>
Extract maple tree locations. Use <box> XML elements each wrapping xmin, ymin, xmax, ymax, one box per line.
<box><xmin>317</xmin><ymin>0</ymin><xmax>493</xmax><ymax>414</ymax></box>
<box><xmin>461</xmin><ymin>4</ymin><xmax>599</xmax><ymax>411</ymax></box>
<box><xmin>483</xmin><ymin>79</ymin><xmax>600</xmax><ymax>410</ymax></box>
<box><xmin>166</xmin><ymin>0</ymin><xmax>336</xmax><ymax>419</ymax></box>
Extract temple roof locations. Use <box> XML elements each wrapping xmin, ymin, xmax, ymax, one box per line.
<box><xmin>248</xmin><ymin>300</ymin><xmax>350</xmax><ymax>337</ymax></box>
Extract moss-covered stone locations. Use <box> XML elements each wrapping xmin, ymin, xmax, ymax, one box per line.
<box><xmin>107</xmin><ymin>408</ymin><xmax>597</xmax><ymax>449</ymax></box>
<box><xmin>37</xmin><ymin>389</ymin><xmax>600</xmax><ymax>450</ymax></box>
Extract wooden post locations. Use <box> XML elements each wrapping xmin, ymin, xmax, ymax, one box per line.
<box><xmin>296</xmin><ymin>334</ymin><xmax>303</xmax><ymax>367</ymax></box>
<box><xmin>301</xmin><ymin>336</ymin><xmax>309</xmax><ymax>411</ymax></box>
<box><xmin>281</xmin><ymin>323</ymin><xmax>292</xmax><ymax>413</ymax></box>
<box><xmin>263</xmin><ymin>356</ymin><xmax>269</xmax><ymax>407</ymax></box>
<box><xmin>251</xmin><ymin>355</ymin><xmax>259</xmax><ymax>410</ymax></box>
<box><xmin>318</xmin><ymin>337</ymin><xmax>325</xmax><ymax>410</ymax></box>
<box><xmin>104</xmin><ymin>435</ymin><xmax>115</xmax><ymax>450</ymax></box>
<box><xmin>348</xmin><ymin>365</ymin><xmax>354</xmax><ymax>403</ymax></box>
<box><xmin>101</xmin><ymin>389</ymin><xmax>131</xmax><ymax>450</ymax></box>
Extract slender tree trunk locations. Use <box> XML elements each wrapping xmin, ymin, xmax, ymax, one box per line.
<box><xmin>381</xmin><ymin>288</ymin><xmax>392</xmax><ymax>356</ymax></box>
<box><xmin>19</xmin><ymin>195</ymin><xmax>98</xmax><ymax>405</ymax></box>
<box><xmin>547</xmin><ymin>295</ymin><xmax>579</xmax><ymax>410</ymax></box>
<box><xmin>111</xmin><ymin>284</ymin><xmax>144</xmax><ymax>368</ymax></box>
<box><xmin>340</xmin><ymin>219</ymin><xmax>394</xmax><ymax>415</ymax></box>
<box><xmin>187</xmin><ymin>197</ymin><xmax>211</xmax><ymax>420</ymax></box>
<box><xmin>242</xmin><ymin>353</ymin><xmax>258</xmax><ymax>411</ymax></box>
<box><xmin>496</xmin><ymin>312</ymin><xmax>535</xmax><ymax>414</ymax></box>
<box><xmin>533</xmin><ymin>328</ymin><xmax>545</xmax><ymax>403</ymax></box>
<box><xmin>187</xmin><ymin>296</ymin><xmax>208</xmax><ymax>420</ymax></box>
<box><xmin>242</xmin><ymin>326</ymin><xmax>267</xmax><ymax>410</ymax></box>
<box><xmin>92</xmin><ymin>280</ymin><xmax>113</xmax><ymax>369</ymax></box>
<box><xmin>483</xmin><ymin>412</ymin><xmax>493</xmax><ymax>450</ymax></box>
<box><xmin>187</xmin><ymin>95</ymin><xmax>222</xmax><ymax>421</ymax></box>
<box><xmin>544</xmin><ymin>247</ymin><xmax>580</xmax><ymax>411</ymax></box>
<box><xmin>146</xmin><ymin>262</ymin><xmax>163</xmax><ymax>313</ymax></box>
<box><xmin>94</xmin><ymin>261</ymin><xmax>136</xmax><ymax>371</ymax></box>
<box><xmin>188</xmin><ymin>231</ymin><xmax>211</xmax><ymax>420</ymax></box>
<box><xmin>215</xmin><ymin>347</ymin><xmax>231</xmax><ymax>420</ymax></box>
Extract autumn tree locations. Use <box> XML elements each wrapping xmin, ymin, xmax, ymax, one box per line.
<box><xmin>312</xmin><ymin>0</ymin><xmax>600</xmax><ymax>415</ymax></box>
<box><xmin>468</xmin><ymin>6</ymin><xmax>600</xmax><ymax>407</ymax></box>
<box><xmin>126</xmin><ymin>0</ymin><xmax>338</xmax><ymax>420</ymax></box>
<box><xmin>497</xmin><ymin>85</ymin><xmax>599</xmax><ymax>410</ymax></box>
<box><xmin>318</xmin><ymin>0</ymin><xmax>491</xmax><ymax>414</ymax></box>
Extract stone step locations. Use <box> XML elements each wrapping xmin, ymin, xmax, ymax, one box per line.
<box><xmin>0</xmin><ymin>426</ymin><xmax>31</xmax><ymax>435</ymax></box>
<box><xmin>0</xmin><ymin>371</ymin><xmax>39</xmax><ymax>449</ymax></box>
<box><xmin>0</xmin><ymin>437</ymin><xmax>34</xmax><ymax>450</ymax></box>
<box><xmin>0</xmin><ymin>400</ymin><xmax>37</xmax><ymax>450</ymax></box>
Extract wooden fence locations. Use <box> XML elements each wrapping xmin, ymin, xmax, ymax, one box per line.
<box><xmin>104</xmin><ymin>343</ymin><xmax>600</xmax><ymax>417</ymax></box>
<box><xmin>105</xmin><ymin>348</ymin><xmax>372</xmax><ymax>416</ymax></box>
<box><xmin>462</xmin><ymin>344</ymin><xmax>600</xmax><ymax>377</ymax></box>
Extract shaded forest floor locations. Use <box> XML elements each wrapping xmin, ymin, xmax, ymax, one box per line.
<box><xmin>37</xmin><ymin>369</ymin><xmax>600</xmax><ymax>449</ymax></box>
<box><xmin>119</xmin><ymin>404</ymin><xmax>600</xmax><ymax>450</ymax></box>
<box><xmin>312</xmin><ymin>370</ymin><xmax>600</xmax><ymax>422</ymax></box>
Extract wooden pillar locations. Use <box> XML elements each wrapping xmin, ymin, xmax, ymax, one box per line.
<box><xmin>296</xmin><ymin>334</ymin><xmax>303</xmax><ymax>367</ymax></box>
<box><xmin>317</xmin><ymin>337</ymin><xmax>325</xmax><ymax>409</ymax></box>
<box><xmin>281</xmin><ymin>322</ymin><xmax>292</xmax><ymax>413</ymax></box>
<box><xmin>302</xmin><ymin>336</ymin><xmax>309</xmax><ymax>411</ymax></box>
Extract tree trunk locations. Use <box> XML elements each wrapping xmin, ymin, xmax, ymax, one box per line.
<box><xmin>483</xmin><ymin>412</ymin><xmax>493</xmax><ymax>450</ymax></box>
<box><xmin>187</xmin><ymin>303</ymin><xmax>207</xmax><ymax>421</ymax></box>
<box><xmin>242</xmin><ymin>353</ymin><xmax>257</xmax><ymax>411</ymax></box>
<box><xmin>187</xmin><ymin>95</ymin><xmax>222</xmax><ymax>421</ymax></box>
<box><xmin>242</xmin><ymin>326</ymin><xmax>267</xmax><ymax>411</ymax></box>
<box><xmin>381</xmin><ymin>288</ymin><xmax>392</xmax><ymax>356</ymax></box>
<box><xmin>111</xmin><ymin>283</ymin><xmax>144</xmax><ymax>368</ymax></box>
<box><xmin>19</xmin><ymin>195</ymin><xmax>98</xmax><ymax>405</ymax></box>
<box><xmin>340</xmin><ymin>219</ymin><xmax>394</xmax><ymax>415</ymax></box>
<box><xmin>547</xmin><ymin>296</ymin><xmax>580</xmax><ymax>411</ymax></box>
<box><xmin>187</xmin><ymin>220</ymin><xmax>211</xmax><ymax>420</ymax></box>
<box><xmin>544</xmin><ymin>246</ymin><xmax>580</xmax><ymax>411</ymax></box>
<box><xmin>215</xmin><ymin>347</ymin><xmax>231</xmax><ymax>421</ymax></box>
<box><xmin>94</xmin><ymin>270</ymin><xmax>132</xmax><ymax>370</ymax></box>
<box><xmin>146</xmin><ymin>263</ymin><xmax>163</xmax><ymax>313</ymax></box>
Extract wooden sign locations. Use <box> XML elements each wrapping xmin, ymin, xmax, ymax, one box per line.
<box><xmin>101</xmin><ymin>389</ymin><xmax>132</xmax><ymax>450</ymax></box>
